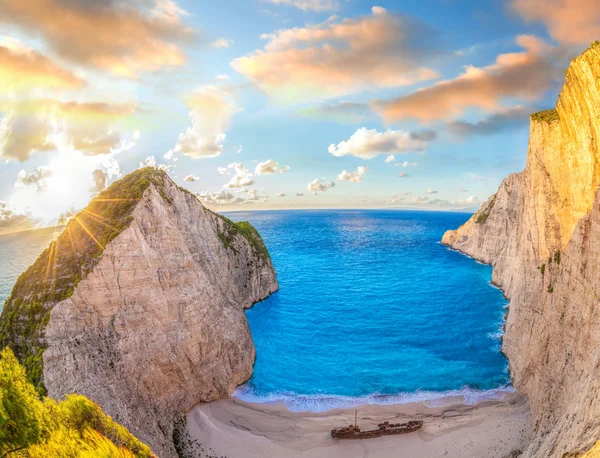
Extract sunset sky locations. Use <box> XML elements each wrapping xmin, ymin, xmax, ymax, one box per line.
<box><xmin>0</xmin><ymin>0</ymin><xmax>597</xmax><ymax>234</ymax></box>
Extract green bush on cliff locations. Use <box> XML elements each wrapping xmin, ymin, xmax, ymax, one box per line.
<box><xmin>531</xmin><ymin>109</ymin><xmax>560</xmax><ymax>123</ymax></box>
<box><xmin>0</xmin><ymin>347</ymin><xmax>153</xmax><ymax>458</ymax></box>
<box><xmin>0</xmin><ymin>167</ymin><xmax>170</xmax><ymax>394</ymax></box>
<box><xmin>475</xmin><ymin>194</ymin><xmax>496</xmax><ymax>224</ymax></box>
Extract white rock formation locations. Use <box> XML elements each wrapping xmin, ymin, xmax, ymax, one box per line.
<box><xmin>443</xmin><ymin>45</ymin><xmax>600</xmax><ymax>457</ymax></box>
<box><xmin>41</xmin><ymin>173</ymin><xmax>278</xmax><ymax>457</ymax></box>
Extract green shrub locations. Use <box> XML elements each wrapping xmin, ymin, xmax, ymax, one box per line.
<box><xmin>531</xmin><ymin>109</ymin><xmax>560</xmax><ymax>123</ymax></box>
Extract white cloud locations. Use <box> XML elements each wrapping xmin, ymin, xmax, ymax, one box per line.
<box><xmin>427</xmin><ymin>189</ymin><xmax>438</xmax><ymax>194</ymax></box>
<box><xmin>337</xmin><ymin>166</ymin><xmax>368</xmax><ymax>183</ymax></box>
<box><xmin>212</xmin><ymin>38</ymin><xmax>233</xmax><ymax>48</ymax></box>
<box><xmin>15</xmin><ymin>166</ymin><xmax>53</xmax><ymax>190</ymax></box>
<box><xmin>184</xmin><ymin>175</ymin><xmax>199</xmax><ymax>182</ymax></box>
<box><xmin>0</xmin><ymin>200</ymin><xmax>39</xmax><ymax>235</ymax></box>
<box><xmin>216</xmin><ymin>74</ymin><xmax>230</xmax><ymax>80</ymax></box>
<box><xmin>328</xmin><ymin>128</ymin><xmax>430</xmax><ymax>159</ymax></box>
<box><xmin>255</xmin><ymin>159</ymin><xmax>290</xmax><ymax>175</ymax></box>
<box><xmin>383</xmin><ymin>194</ymin><xmax>480</xmax><ymax>209</ymax></box>
<box><xmin>224</xmin><ymin>162</ymin><xmax>254</xmax><ymax>188</ymax></box>
<box><xmin>263</xmin><ymin>0</ymin><xmax>339</xmax><ymax>11</ymax></box>
<box><xmin>398</xmin><ymin>172</ymin><xmax>409</xmax><ymax>178</ymax></box>
<box><xmin>140</xmin><ymin>156</ymin><xmax>174</xmax><ymax>172</ymax></box>
<box><xmin>166</xmin><ymin>86</ymin><xmax>239</xmax><ymax>159</ymax></box>
<box><xmin>218</xmin><ymin>166</ymin><xmax>230</xmax><ymax>175</ymax></box>
<box><xmin>276</xmin><ymin>192</ymin><xmax>286</xmax><ymax>197</ymax></box>
<box><xmin>385</xmin><ymin>155</ymin><xmax>395</xmax><ymax>163</ymax></box>
<box><xmin>308</xmin><ymin>178</ymin><xmax>335</xmax><ymax>192</ymax></box>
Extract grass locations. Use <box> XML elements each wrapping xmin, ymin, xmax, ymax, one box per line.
<box><xmin>0</xmin><ymin>167</ymin><xmax>169</xmax><ymax>393</ymax></box>
<box><xmin>531</xmin><ymin>109</ymin><xmax>560</xmax><ymax>123</ymax></box>
<box><xmin>475</xmin><ymin>194</ymin><xmax>496</xmax><ymax>224</ymax></box>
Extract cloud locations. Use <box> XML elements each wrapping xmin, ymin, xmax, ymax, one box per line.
<box><xmin>140</xmin><ymin>156</ymin><xmax>173</xmax><ymax>172</ymax></box>
<box><xmin>374</xmin><ymin>35</ymin><xmax>563</xmax><ymax>122</ymax></box>
<box><xmin>264</xmin><ymin>0</ymin><xmax>339</xmax><ymax>11</ymax></box>
<box><xmin>308</xmin><ymin>178</ymin><xmax>335</xmax><ymax>192</ymax></box>
<box><xmin>328</xmin><ymin>127</ymin><xmax>431</xmax><ymax>159</ymax></box>
<box><xmin>213</xmin><ymin>38</ymin><xmax>233</xmax><ymax>48</ymax></box>
<box><xmin>385</xmin><ymin>155</ymin><xmax>395</xmax><ymax>163</ymax></box>
<box><xmin>396</xmin><ymin>161</ymin><xmax>418</xmax><ymax>168</ymax></box>
<box><xmin>511</xmin><ymin>0</ymin><xmax>600</xmax><ymax>45</ymax></box>
<box><xmin>90</xmin><ymin>169</ymin><xmax>107</xmax><ymax>194</ymax></box>
<box><xmin>15</xmin><ymin>166</ymin><xmax>53</xmax><ymax>190</ymax></box>
<box><xmin>0</xmin><ymin>201</ymin><xmax>39</xmax><ymax>235</ymax></box>
<box><xmin>197</xmin><ymin>190</ymin><xmax>245</xmax><ymax>206</ymax></box>
<box><xmin>427</xmin><ymin>189</ymin><xmax>438</xmax><ymax>194</ymax></box>
<box><xmin>448</xmin><ymin>105</ymin><xmax>534</xmax><ymax>137</ymax></box>
<box><xmin>298</xmin><ymin>102</ymin><xmax>369</xmax><ymax>123</ymax></box>
<box><xmin>197</xmin><ymin>188</ymin><xmax>267</xmax><ymax>207</ymax></box>
<box><xmin>255</xmin><ymin>159</ymin><xmax>290</xmax><ymax>175</ymax></box>
<box><xmin>276</xmin><ymin>192</ymin><xmax>286</xmax><ymax>197</ymax></box>
<box><xmin>231</xmin><ymin>7</ymin><xmax>440</xmax><ymax>102</ymax></box>
<box><xmin>398</xmin><ymin>172</ymin><xmax>409</xmax><ymax>177</ymax></box>
<box><xmin>224</xmin><ymin>163</ymin><xmax>254</xmax><ymax>188</ymax></box>
<box><xmin>296</xmin><ymin>192</ymin><xmax>304</xmax><ymax>196</ymax></box>
<box><xmin>218</xmin><ymin>166</ymin><xmax>230</xmax><ymax>175</ymax></box>
<box><xmin>383</xmin><ymin>194</ymin><xmax>480</xmax><ymax>209</ymax></box>
<box><xmin>166</xmin><ymin>86</ymin><xmax>239</xmax><ymax>159</ymax></box>
<box><xmin>0</xmin><ymin>99</ymin><xmax>138</xmax><ymax>161</ymax></box>
<box><xmin>184</xmin><ymin>175</ymin><xmax>199</xmax><ymax>182</ymax></box>
<box><xmin>337</xmin><ymin>166</ymin><xmax>368</xmax><ymax>183</ymax></box>
<box><xmin>0</xmin><ymin>39</ymin><xmax>85</xmax><ymax>91</ymax></box>
<box><xmin>0</xmin><ymin>0</ymin><xmax>195</xmax><ymax>77</ymax></box>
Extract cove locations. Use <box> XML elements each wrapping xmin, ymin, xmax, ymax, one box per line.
<box><xmin>226</xmin><ymin>210</ymin><xmax>510</xmax><ymax>412</ymax></box>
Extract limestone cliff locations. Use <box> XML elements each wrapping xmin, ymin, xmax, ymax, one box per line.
<box><xmin>442</xmin><ymin>44</ymin><xmax>600</xmax><ymax>457</ymax></box>
<box><xmin>0</xmin><ymin>168</ymin><xmax>278</xmax><ymax>458</ymax></box>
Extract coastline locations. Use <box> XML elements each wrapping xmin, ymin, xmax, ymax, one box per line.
<box><xmin>185</xmin><ymin>391</ymin><xmax>530</xmax><ymax>458</ymax></box>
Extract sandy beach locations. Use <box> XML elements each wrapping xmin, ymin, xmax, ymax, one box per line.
<box><xmin>185</xmin><ymin>391</ymin><xmax>530</xmax><ymax>458</ymax></box>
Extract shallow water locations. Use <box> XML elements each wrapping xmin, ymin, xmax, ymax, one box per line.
<box><xmin>226</xmin><ymin>210</ymin><xmax>510</xmax><ymax>411</ymax></box>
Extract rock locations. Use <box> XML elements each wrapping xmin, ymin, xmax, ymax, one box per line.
<box><xmin>442</xmin><ymin>44</ymin><xmax>600</xmax><ymax>457</ymax></box>
<box><xmin>0</xmin><ymin>168</ymin><xmax>278</xmax><ymax>457</ymax></box>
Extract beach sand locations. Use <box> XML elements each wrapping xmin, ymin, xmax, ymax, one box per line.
<box><xmin>185</xmin><ymin>392</ymin><xmax>530</xmax><ymax>458</ymax></box>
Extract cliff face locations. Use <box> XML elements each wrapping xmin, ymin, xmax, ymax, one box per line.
<box><xmin>442</xmin><ymin>45</ymin><xmax>600</xmax><ymax>457</ymax></box>
<box><xmin>0</xmin><ymin>169</ymin><xmax>278</xmax><ymax>458</ymax></box>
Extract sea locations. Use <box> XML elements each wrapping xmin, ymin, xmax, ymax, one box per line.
<box><xmin>0</xmin><ymin>210</ymin><xmax>511</xmax><ymax>412</ymax></box>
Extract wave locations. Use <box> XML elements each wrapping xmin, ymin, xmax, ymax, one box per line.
<box><xmin>233</xmin><ymin>385</ymin><xmax>516</xmax><ymax>413</ymax></box>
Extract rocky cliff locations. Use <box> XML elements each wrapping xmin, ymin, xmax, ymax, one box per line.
<box><xmin>0</xmin><ymin>168</ymin><xmax>278</xmax><ymax>458</ymax></box>
<box><xmin>442</xmin><ymin>44</ymin><xmax>600</xmax><ymax>457</ymax></box>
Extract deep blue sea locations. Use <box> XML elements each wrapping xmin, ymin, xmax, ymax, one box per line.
<box><xmin>226</xmin><ymin>210</ymin><xmax>510</xmax><ymax>411</ymax></box>
<box><xmin>0</xmin><ymin>210</ymin><xmax>510</xmax><ymax>412</ymax></box>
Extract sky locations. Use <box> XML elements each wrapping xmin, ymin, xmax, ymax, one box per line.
<box><xmin>0</xmin><ymin>0</ymin><xmax>597</xmax><ymax>234</ymax></box>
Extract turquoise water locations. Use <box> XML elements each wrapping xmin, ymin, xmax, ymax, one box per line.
<box><xmin>226</xmin><ymin>210</ymin><xmax>510</xmax><ymax>411</ymax></box>
<box><xmin>0</xmin><ymin>211</ymin><xmax>510</xmax><ymax>412</ymax></box>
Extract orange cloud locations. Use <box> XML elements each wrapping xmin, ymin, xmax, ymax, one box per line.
<box><xmin>0</xmin><ymin>0</ymin><xmax>194</xmax><ymax>77</ymax></box>
<box><xmin>231</xmin><ymin>6</ymin><xmax>440</xmax><ymax>103</ymax></box>
<box><xmin>0</xmin><ymin>40</ymin><xmax>85</xmax><ymax>91</ymax></box>
<box><xmin>374</xmin><ymin>35</ymin><xmax>560</xmax><ymax>122</ymax></box>
<box><xmin>0</xmin><ymin>99</ymin><xmax>138</xmax><ymax>161</ymax></box>
<box><xmin>512</xmin><ymin>0</ymin><xmax>600</xmax><ymax>45</ymax></box>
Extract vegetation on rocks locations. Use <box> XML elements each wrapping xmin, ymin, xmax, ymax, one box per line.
<box><xmin>476</xmin><ymin>194</ymin><xmax>497</xmax><ymax>224</ymax></box>
<box><xmin>0</xmin><ymin>347</ymin><xmax>153</xmax><ymax>457</ymax></box>
<box><xmin>0</xmin><ymin>167</ymin><xmax>169</xmax><ymax>394</ymax></box>
<box><xmin>531</xmin><ymin>109</ymin><xmax>560</xmax><ymax>123</ymax></box>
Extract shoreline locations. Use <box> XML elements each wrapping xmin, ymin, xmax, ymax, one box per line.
<box><xmin>185</xmin><ymin>390</ymin><xmax>530</xmax><ymax>458</ymax></box>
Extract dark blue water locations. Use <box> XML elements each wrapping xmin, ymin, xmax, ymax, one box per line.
<box><xmin>226</xmin><ymin>210</ymin><xmax>510</xmax><ymax>411</ymax></box>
